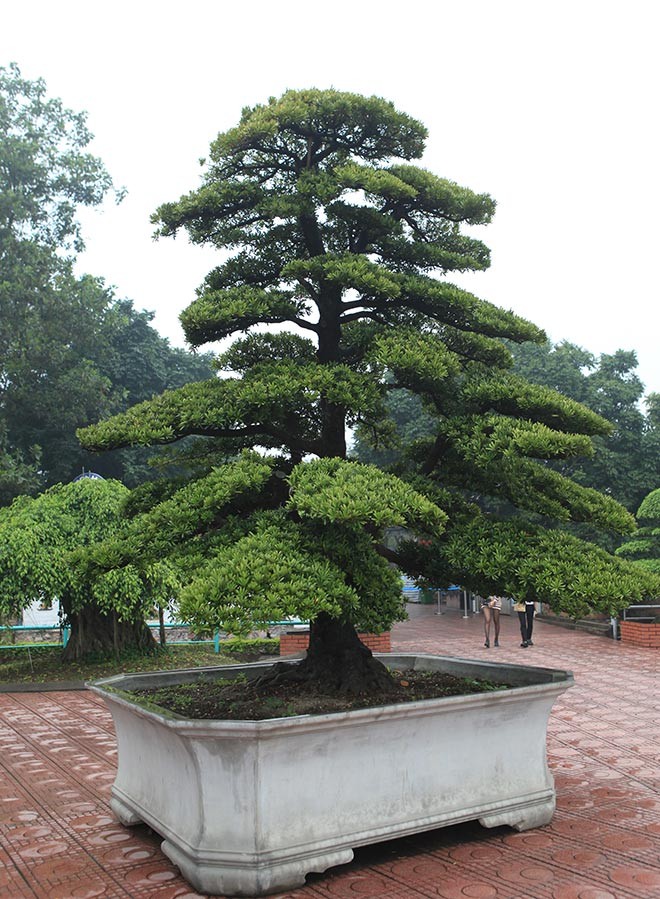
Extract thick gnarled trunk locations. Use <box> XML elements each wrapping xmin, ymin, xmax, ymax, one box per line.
<box><xmin>62</xmin><ymin>605</ymin><xmax>156</xmax><ymax>662</ymax></box>
<box><xmin>259</xmin><ymin>612</ymin><xmax>396</xmax><ymax>695</ymax></box>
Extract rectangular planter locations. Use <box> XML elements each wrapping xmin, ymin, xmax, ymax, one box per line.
<box><xmin>89</xmin><ymin>653</ymin><xmax>572</xmax><ymax>897</ymax></box>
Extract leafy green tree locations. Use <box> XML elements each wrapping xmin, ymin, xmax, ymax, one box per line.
<box><xmin>0</xmin><ymin>62</ymin><xmax>115</xmax><ymax>501</ymax></box>
<box><xmin>0</xmin><ymin>65</ymin><xmax>213</xmax><ymax>502</ymax></box>
<box><xmin>79</xmin><ymin>90</ymin><xmax>658</xmax><ymax>692</ymax></box>
<box><xmin>0</xmin><ymin>267</ymin><xmax>214</xmax><ymax>502</ymax></box>
<box><xmin>0</xmin><ymin>478</ymin><xmax>177</xmax><ymax>660</ymax></box>
<box><xmin>0</xmin><ymin>61</ymin><xmax>117</xmax><ymax>254</ymax></box>
<box><xmin>616</xmin><ymin>488</ymin><xmax>660</xmax><ymax>576</ymax></box>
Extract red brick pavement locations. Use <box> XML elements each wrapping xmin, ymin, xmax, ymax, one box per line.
<box><xmin>0</xmin><ymin>606</ymin><xmax>659</xmax><ymax>898</ymax></box>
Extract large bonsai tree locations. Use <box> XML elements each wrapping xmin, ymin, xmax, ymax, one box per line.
<box><xmin>79</xmin><ymin>89</ymin><xmax>658</xmax><ymax>692</ymax></box>
<box><xmin>0</xmin><ymin>477</ymin><xmax>176</xmax><ymax>660</ymax></box>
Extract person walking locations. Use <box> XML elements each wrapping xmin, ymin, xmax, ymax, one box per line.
<box><xmin>514</xmin><ymin>598</ymin><xmax>536</xmax><ymax>647</ymax></box>
<box><xmin>481</xmin><ymin>595</ymin><xmax>502</xmax><ymax>648</ymax></box>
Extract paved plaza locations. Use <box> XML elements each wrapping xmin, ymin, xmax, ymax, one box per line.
<box><xmin>1</xmin><ymin>606</ymin><xmax>659</xmax><ymax>898</ymax></box>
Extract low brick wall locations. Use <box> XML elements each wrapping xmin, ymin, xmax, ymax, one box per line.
<box><xmin>619</xmin><ymin>620</ymin><xmax>660</xmax><ymax>648</ymax></box>
<box><xmin>279</xmin><ymin>630</ymin><xmax>391</xmax><ymax>655</ymax></box>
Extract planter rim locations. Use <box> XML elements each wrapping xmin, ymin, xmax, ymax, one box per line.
<box><xmin>87</xmin><ymin>652</ymin><xmax>573</xmax><ymax>737</ymax></box>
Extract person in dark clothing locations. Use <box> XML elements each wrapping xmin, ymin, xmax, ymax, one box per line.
<box><xmin>514</xmin><ymin>599</ymin><xmax>535</xmax><ymax>647</ymax></box>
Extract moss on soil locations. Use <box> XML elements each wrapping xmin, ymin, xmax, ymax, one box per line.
<box><xmin>129</xmin><ymin>669</ymin><xmax>509</xmax><ymax>720</ymax></box>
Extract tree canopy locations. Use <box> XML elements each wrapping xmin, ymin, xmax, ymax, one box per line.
<box><xmin>0</xmin><ymin>477</ymin><xmax>177</xmax><ymax>659</ymax></box>
<box><xmin>0</xmin><ymin>62</ymin><xmax>118</xmax><ymax>254</ymax></box>
<box><xmin>508</xmin><ymin>341</ymin><xmax>660</xmax><ymax>513</ymax></box>
<box><xmin>616</xmin><ymin>487</ymin><xmax>660</xmax><ymax>576</ymax></box>
<box><xmin>79</xmin><ymin>89</ymin><xmax>658</xmax><ymax>689</ymax></box>
<box><xmin>353</xmin><ymin>340</ymin><xmax>660</xmax><ymax>553</ymax></box>
<box><xmin>0</xmin><ymin>64</ymin><xmax>214</xmax><ymax>504</ymax></box>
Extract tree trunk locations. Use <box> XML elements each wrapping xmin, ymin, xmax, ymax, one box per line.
<box><xmin>158</xmin><ymin>606</ymin><xmax>167</xmax><ymax>646</ymax></box>
<box><xmin>258</xmin><ymin>612</ymin><xmax>397</xmax><ymax>695</ymax></box>
<box><xmin>62</xmin><ymin>604</ymin><xmax>156</xmax><ymax>662</ymax></box>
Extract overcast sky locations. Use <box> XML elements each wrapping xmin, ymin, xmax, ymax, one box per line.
<box><xmin>3</xmin><ymin>0</ymin><xmax>659</xmax><ymax>394</ymax></box>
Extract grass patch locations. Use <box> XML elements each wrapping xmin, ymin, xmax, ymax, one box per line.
<box><xmin>0</xmin><ymin>638</ymin><xmax>279</xmax><ymax>686</ymax></box>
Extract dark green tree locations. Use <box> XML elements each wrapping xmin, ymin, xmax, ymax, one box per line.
<box><xmin>0</xmin><ymin>265</ymin><xmax>214</xmax><ymax>501</ymax></box>
<box><xmin>79</xmin><ymin>90</ymin><xmax>658</xmax><ymax>692</ymax></box>
<box><xmin>509</xmin><ymin>341</ymin><xmax>658</xmax><ymax>512</ymax></box>
<box><xmin>355</xmin><ymin>341</ymin><xmax>660</xmax><ymax>521</ymax></box>
<box><xmin>0</xmin><ymin>65</ymin><xmax>213</xmax><ymax>502</ymax></box>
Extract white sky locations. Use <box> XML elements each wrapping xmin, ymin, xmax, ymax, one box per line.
<box><xmin>2</xmin><ymin>0</ymin><xmax>659</xmax><ymax>394</ymax></box>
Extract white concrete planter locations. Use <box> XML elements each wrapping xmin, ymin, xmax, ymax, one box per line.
<box><xmin>89</xmin><ymin>654</ymin><xmax>572</xmax><ymax>897</ymax></box>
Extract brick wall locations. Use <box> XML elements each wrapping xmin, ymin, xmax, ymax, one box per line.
<box><xmin>619</xmin><ymin>620</ymin><xmax>660</xmax><ymax>648</ymax></box>
<box><xmin>279</xmin><ymin>630</ymin><xmax>391</xmax><ymax>655</ymax></box>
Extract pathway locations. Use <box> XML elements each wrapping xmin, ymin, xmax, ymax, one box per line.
<box><xmin>0</xmin><ymin>607</ymin><xmax>658</xmax><ymax>898</ymax></box>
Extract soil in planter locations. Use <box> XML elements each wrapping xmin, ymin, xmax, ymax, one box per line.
<box><xmin>128</xmin><ymin>669</ymin><xmax>509</xmax><ymax>720</ymax></box>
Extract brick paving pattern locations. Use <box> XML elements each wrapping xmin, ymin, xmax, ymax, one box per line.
<box><xmin>0</xmin><ymin>605</ymin><xmax>658</xmax><ymax>898</ymax></box>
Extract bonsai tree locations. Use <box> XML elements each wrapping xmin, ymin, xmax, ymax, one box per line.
<box><xmin>616</xmin><ymin>487</ymin><xmax>660</xmax><ymax>575</ymax></box>
<box><xmin>0</xmin><ymin>477</ymin><xmax>177</xmax><ymax>660</ymax></box>
<box><xmin>78</xmin><ymin>89</ymin><xmax>659</xmax><ymax>692</ymax></box>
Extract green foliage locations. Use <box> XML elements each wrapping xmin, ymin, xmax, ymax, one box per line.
<box><xmin>76</xmin><ymin>88</ymin><xmax>653</xmax><ymax>645</ymax></box>
<box><xmin>637</xmin><ymin>488</ymin><xmax>660</xmax><ymax>523</ymax></box>
<box><xmin>219</xmin><ymin>636</ymin><xmax>279</xmax><ymax>655</ymax></box>
<box><xmin>509</xmin><ymin>341</ymin><xmax>659</xmax><ymax>512</ymax></box>
<box><xmin>0</xmin><ymin>62</ymin><xmax>117</xmax><ymax>254</ymax></box>
<box><xmin>616</xmin><ymin>488</ymin><xmax>660</xmax><ymax>579</ymax></box>
<box><xmin>0</xmin><ymin>479</ymin><xmax>175</xmax><ymax>624</ymax></box>
<box><xmin>83</xmin><ymin>451</ymin><xmax>276</xmax><ymax>573</ymax></box>
<box><xmin>178</xmin><ymin>516</ymin><xmax>356</xmax><ymax>635</ymax></box>
<box><xmin>289</xmin><ymin>458</ymin><xmax>447</xmax><ymax>534</ymax></box>
<box><xmin>463</xmin><ymin>373</ymin><xmax>613</xmax><ymax>436</ymax></box>
<box><xmin>80</xmin><ymin>361</ymin><xmax>382</xmax><ymax>459</ymax></box>
<box><xmin>398</xmin><ymin>513</ymin><xmax>660</xmax><ymax>617</ymax></box>
<box><xmin>0</xmin><ymin>66</ymin><xmax>214</xmax><ymax>503</ymax></box>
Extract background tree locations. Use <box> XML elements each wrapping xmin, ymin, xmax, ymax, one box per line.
<box><xmin>509</xmin><ymin>341</ymin><xmax>659</xmax><ymax>512</ymax></box>
<box><xmin>0</xmin><ymin>477</ymin><xmax>178</xmax><ymax>659</ymax></box>
<box><xmin>354</xmin><ymin>339</ymin><xmax>660</xmax><ymax>553</ymax></box>
<box><xmin>0</xmin><ymin>64</ymin><xmax>214</xmax><ymax>503</ymax></box>
<box><xmin>1</xmin><ymin>273</ymin><xmax>214</xmax><ymax>494</ymax></box>
<box><xmin>355</xmin><ymin>341</ymin><xmax>659</xmax><ymax>507</ymax></box>
<box><xmin>351</xmin><ymin>385</ymin><xmax>437</xmax><ymax>468</ymax></box>
<box><xmin>79</xmin><ymin>90</ymin><xmax>658</xmax><ymax>691</ymax></box>
<box><xmin>616</xmin><ymin>487</ymin><xmax>660</xmax><ymax>576</ymax></box>
<box><xmin>0</xmin><ymin>62</ymin><xmax>115</xmax><ymax>255</ymax></box>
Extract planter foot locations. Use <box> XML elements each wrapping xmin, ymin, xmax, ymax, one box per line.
<box><xmin>111</xmin><ymin>795</ymin><xmax>143</xmax><ymax>827</ymax></box>
<box><xmin>161</xmin><ymin>839</ymin><xmax>354</xmax><ymax>897</ymax></box>
<box><xmin>479</xmin><ymin>797</ymin><xmax>555</xmax><ymax>832</ymax></box>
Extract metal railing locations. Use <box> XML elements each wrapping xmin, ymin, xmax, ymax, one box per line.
<box><xmin>0</xmin><ymin>619</ymin><xmax>307</xmax><ymax>653</ymax></box>
<box><xmin>0</xmin><ymin>624</ymin><xmax>70</xmax><ymax>649</ymax></box>
<box><xmin>621</xmin><ymin>604</ymin><xmax>660</xmax><ymax>620</ymax></box>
